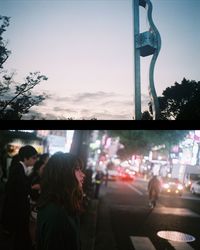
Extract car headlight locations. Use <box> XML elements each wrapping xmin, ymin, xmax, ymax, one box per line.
<box><xmin>163</xmin><ymin>183</ymin><xmax>169</xmax><ymax>189</ymax></box>
<box><xmin>177</xmin><ymin>184</ymin><xmax>183</xmax><ymax>190</ymax></box>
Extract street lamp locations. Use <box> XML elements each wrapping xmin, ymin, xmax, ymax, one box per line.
<box><xmin>133</xmin><ymin>0</ymin><xmax>161</xmax><ymax>120</ymax></box>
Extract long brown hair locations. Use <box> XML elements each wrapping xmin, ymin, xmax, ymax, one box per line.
<box><xmin>38</xmin><ymin>152</ymin><xmax>84</xmax><ymax>214</ymax></box>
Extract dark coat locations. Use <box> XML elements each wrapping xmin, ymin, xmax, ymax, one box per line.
<box><xmin>29</xmin><ymin>173</ymin><xmax>41</xmax><ymax>202</ymax></box>
<box><xmin>148</xmin><ymin>176</ymin><xmax>161</xmax><ymax>194</ymax></box>
<box><xmin>1</xmin><ymin>161</ymin><xmax>32</xmax><ymax>250</ymax></box>
<box><xmin>1</xmin><ymin>162</ymin><xmax>31</xmax><ymax>231</ymax></box>
<box><xmin>36</xmin><ymin>203</ymin><xmax>81</xmax><ymax>250</ymax></box>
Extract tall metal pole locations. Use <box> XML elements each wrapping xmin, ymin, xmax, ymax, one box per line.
<box><xmin>133</xmin><ymin>0</ymin><xmax>141</xmax><ymax>120</ymax></box>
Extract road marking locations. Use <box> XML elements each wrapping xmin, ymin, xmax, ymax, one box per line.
<box><xmin>130</xmin><ymin>236</ymin><xmax>156</xmax><ymax>250</ymax></box>
<box><xmin>168</xmin><ymin>240</ymin><xmax>194</xmax><ymax>250</ymax></box>
<box><xmin>160</xmin><ymin>193</ymin><xmax>200</xmax><ymax>201</ymax></box>
<box><xmin>181</xmin><ymin>195</ymin><xmax>200</xmax><ymax>201</ymax></box>
<box><xmin>126</xmin><ymin>183</ymin><xmax>143</xmax><ymax>195</ymax></box>
<box><xmin>152</xmin><ymin>207</ymin><xmax>200</xmax><ymax>217</ymax></box>
<box><xmin>130</xmin><ymin>236</ymin><xmax>194</xmax><ymax>250</ymax></box>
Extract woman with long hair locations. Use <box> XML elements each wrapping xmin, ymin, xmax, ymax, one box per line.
<box><xmin>36</xmin><ymin>152</ymin><xmax>85</xmax><ymax>250</ymax></box>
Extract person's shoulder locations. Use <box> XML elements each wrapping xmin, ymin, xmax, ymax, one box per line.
<box><xmin>38</xmin><ymin>203</ymin><xmax>70</xmax><ymax>228</ymax></box>
<box><xmin>14</xmin><ymin>162</ymin><xmax>24</xmax><ymax>171</ymax></box>
<box><xmin>40</xmin><ymin>203</ymin><xmax>67</xmax><ymax>219</ymax></box>
<box><xmin>9</xmin><ymin>161</ymin><xmax>23</xmax><ymax>175</ymax></box>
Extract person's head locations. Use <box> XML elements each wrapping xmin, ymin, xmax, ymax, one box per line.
<box><xmin>32</xmin><ymin>160</ymin><xmax>45</xmax><ymax>177</ymax></box>
<box><xmin>39</xmin><ymin>153</ymin><xmax>50</xmax><ymax>165</ymax></box>
<box><xmin>18</xmin><ymin>145</ymin><xmax>38</xmax><ymax>167</ymax></box>
<box><xmin>39</xmin><ymin>152</ymin><xmax>85</xmax><ymax>214</ymax></box>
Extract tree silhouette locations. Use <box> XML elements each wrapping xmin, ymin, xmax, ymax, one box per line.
<box><xmin>176</xmin><ymin>93</ymin><xmax>200</xmax><ymax>120</ymax></box>
<box><xmin>0</xmin><ymin>15</ymin><xmax>48</xmax><ymax>120</ymax></box>
<box><xmin>109</xmin><ymin>130</ymin><xmax>189</xmax><ymax>159</ymax></box>
<box><xmin>141</xmin><ymin>110</ymin><xmax>153</xmax><ymax>120</ymax></box>
<box><xmin>148</xmin><ymin>78</ymin><xmax>200</xmax><ymax>120</ymax></box>
<box><xmin>0</xmin><ymin>16</ymin><xmax>10</xmax><ymax>69</ymax></box>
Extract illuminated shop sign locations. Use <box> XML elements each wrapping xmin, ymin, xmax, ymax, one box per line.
<box><xmin>9</xmin><ymin>130</ymin><xmax>35</xmax><ymax>133</ymax></box>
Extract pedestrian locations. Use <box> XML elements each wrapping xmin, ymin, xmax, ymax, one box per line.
<box><xmin>1</xmin><ymin>145</ymin><xmax>38</xmax><ymax>250</ymax></box>
<box><xmin>36</xmin><ymin>152</ymin><xmax>85</xmax><ymax>250</ymax></box>
<box><xmin>104</xmin><ymin>168</ymin><xmax>109</xmax><ymax>187</ymax></box>
<box><xmin>29</xmin><ymin>160</ymin><xmax>45</xmax><ymax>206</ymax></box>
<box><xmin>0</xmin><ymin>147</ymin><xmax>8</xmax><ymax>183</ymax></box>
<box><xmin>29</xmin><ymin>160</ymin><xmax>46</xmax><ymax>245</ymax></box>
<box><xmin>83</xmin><ymin>165</ymin><xmax>93</xmax><ymax>198</ymax></box>
<box><xmin>148</xmin><ymin>175</ymin><xmax>161</xmax><ymax>208</ymax></box>
<box><xmin>94</xmin><ymin>170</ymin><xmax>103</xmax><ymax>199</ymax></box>
<box><xmin>38</xmin><ymin>153</ymin><xmax>50</xmax><ymax>166</ymax></box>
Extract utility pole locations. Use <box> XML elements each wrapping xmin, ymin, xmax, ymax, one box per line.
<box><xmin>133</xmin><ymin>0</ymin><xmax>161</xmax><ymax>120</ymax></box>
<box><xmin>70</xmin><ymin>130</ymin><xmax>92</xmax><ymax>168</ymax></box>
<box><xmin>133</xmin><ymin>0</ymin><xmax>141</xmax><ymax>120</ymax></box>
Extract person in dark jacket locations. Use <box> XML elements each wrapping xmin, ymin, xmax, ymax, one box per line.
<box><xmin>29</xmin><ymin>160</ymin><xmax>46</xmax><ymax>246</ymax></box>
<box><xmin>94</xmin><ymin>170</ymin><xmax>103</xmax><ymax>199</ymax></box>
<box><xmin>1</xmin><ymin>145</ymin><xmax>38</xmax><ymax>250</ymax></box>
<box><xmin>38</xmin><ymin>153</ymin><xmax>50</xmax><ymax>166</ymax></box>
<box><xmin>148</xmin><ymin>175</ymin><xmax>161</xmax><ymax>208</ymax></box>
<box><xmin>36</xmin><ymin>152</ymin><xmax>85</xmax><ymax>250</ymax></box>
<box><xmin>29</xmin><ymin>160</ymin><xmax>45</xmax><ymax>204</ymax></box>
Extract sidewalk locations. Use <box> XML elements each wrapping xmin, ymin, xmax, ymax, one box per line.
<box><xmin>80</xmin><ymin>199</ymin><xmax>99</xmax><ymax>250</ymax></box>
<box><xmin>0</xmin><ymin>186</ymin><xmax>99</xmax><ymax>250</ymax></box>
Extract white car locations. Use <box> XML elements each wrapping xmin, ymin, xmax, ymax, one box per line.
<box><xmin>108</xmin><ymin>169</ymin><xmax>118</xmax><ymax>181</ymax></box>
<box><xmin>190</xmin><ymin>180</ymin><xmax>200</xmax><ymax>195</ymax></box>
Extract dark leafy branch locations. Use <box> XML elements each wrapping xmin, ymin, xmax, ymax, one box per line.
<box><xmin>0</xmin><ymin>15</ymin><xmax>48</xmax><ymax>120</ymax></box>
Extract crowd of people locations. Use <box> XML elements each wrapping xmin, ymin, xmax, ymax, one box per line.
<box><xmin>0</xmin><ymin>146</ymin><xmax>88</xmax><ymax>250</ymax></box>
<box><xmin>0</xmin><ymin>145</ymin><xmax>162</xmax><ymax>250</ymax></box>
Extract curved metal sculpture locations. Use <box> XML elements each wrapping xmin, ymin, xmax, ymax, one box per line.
<box><xmin>133</xmin><ymin>0</ymin><xmax>161</xmax><ymax>120</ymax></box>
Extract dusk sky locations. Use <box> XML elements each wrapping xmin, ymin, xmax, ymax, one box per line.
<box><xmin>1</xmin><ymin>0</ymin><xmax>200</xmax><ymax>119</ymax></box>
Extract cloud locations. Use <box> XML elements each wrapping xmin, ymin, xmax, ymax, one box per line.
<box><xmin>24</xmin><ymin>91</ymin><xmax>150</xmax><ymax>119</ymax></box>
<box><xmin>102</xmin><ymin>99</ymin><xmax>133</xmax><ymax>107</ymax></box>
<box><xmin>53</xmin><ymin>106</ymin><xmax>77</xmax><ymax>113</ymax></box>
<box><xmin>72</xmin><ymin>91</ymin><xmax>115</xmax><ymax>102</ymax></box>
<box><xmin>52</xmin><ymin>91</ymin><xmax>119</xmax><ymax>104</ymax></box>
<box><xmin>22</xmin><ymin>110</ymin><xmax>58</xmax><ymax>120</ymax></box>
<box><xmin>91</xmin><ymin>111</ymin><xmax>132</xmax><ymax>120</ymax></box>
<box><xmin>52</xmin><ymin>96</ymin><xmax>71</xmax><ymax>102</ymax></box>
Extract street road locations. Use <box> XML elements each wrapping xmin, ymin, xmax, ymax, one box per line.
<box><xmin>94</xmin><ymin>178</ymin><xmax>200</xmax><ymax>250</ymax></box>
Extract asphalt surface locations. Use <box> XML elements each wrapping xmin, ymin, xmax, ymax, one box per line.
<box><xmin>93</xmin><ymin>178</ymin><xmax>200</xmax><ymax>250</ymax></box>
<box><xmin>80</xmin><ymin>198</ymin><xmax>99</xmax><ymax>250</ymax></box>
<box><xmin>2</xmin><ymin>177</ymin><xmax>200</xmax><ymax>250</ymax></box>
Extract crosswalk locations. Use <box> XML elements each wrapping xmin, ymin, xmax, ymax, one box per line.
<box><xmin>130</xmin><ymin>236</ymin><xmax>156</xmax><ymax>250</ymax></box>
<box><xmin>124</xmin><ymin>182</ymin><xmax>198</xmax><ymax>249</ymax></box>
<box><xmin>126</xmin><ymin>183</ymin><xmax>144</xmax><ymax>195</ymax></box>
<box><xmin>130</xmin><ymin>236</ymin><xmax>194</xmax><ymax>250</ymax></box>
<box><xmin>168</xmin><ymin>240</ymin><xmax>194</xmax><ymax>250</ymax></box>
<box><xmin>152</xmin><ymin>206</ymin><xmax>200</xmax><ymax>217</ymax></box>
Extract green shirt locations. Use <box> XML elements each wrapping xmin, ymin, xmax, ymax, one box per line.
<box><xmin>36</xmin><ymin>203</ymin><xmax>81</xmax><ymax>250</ymax></box>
